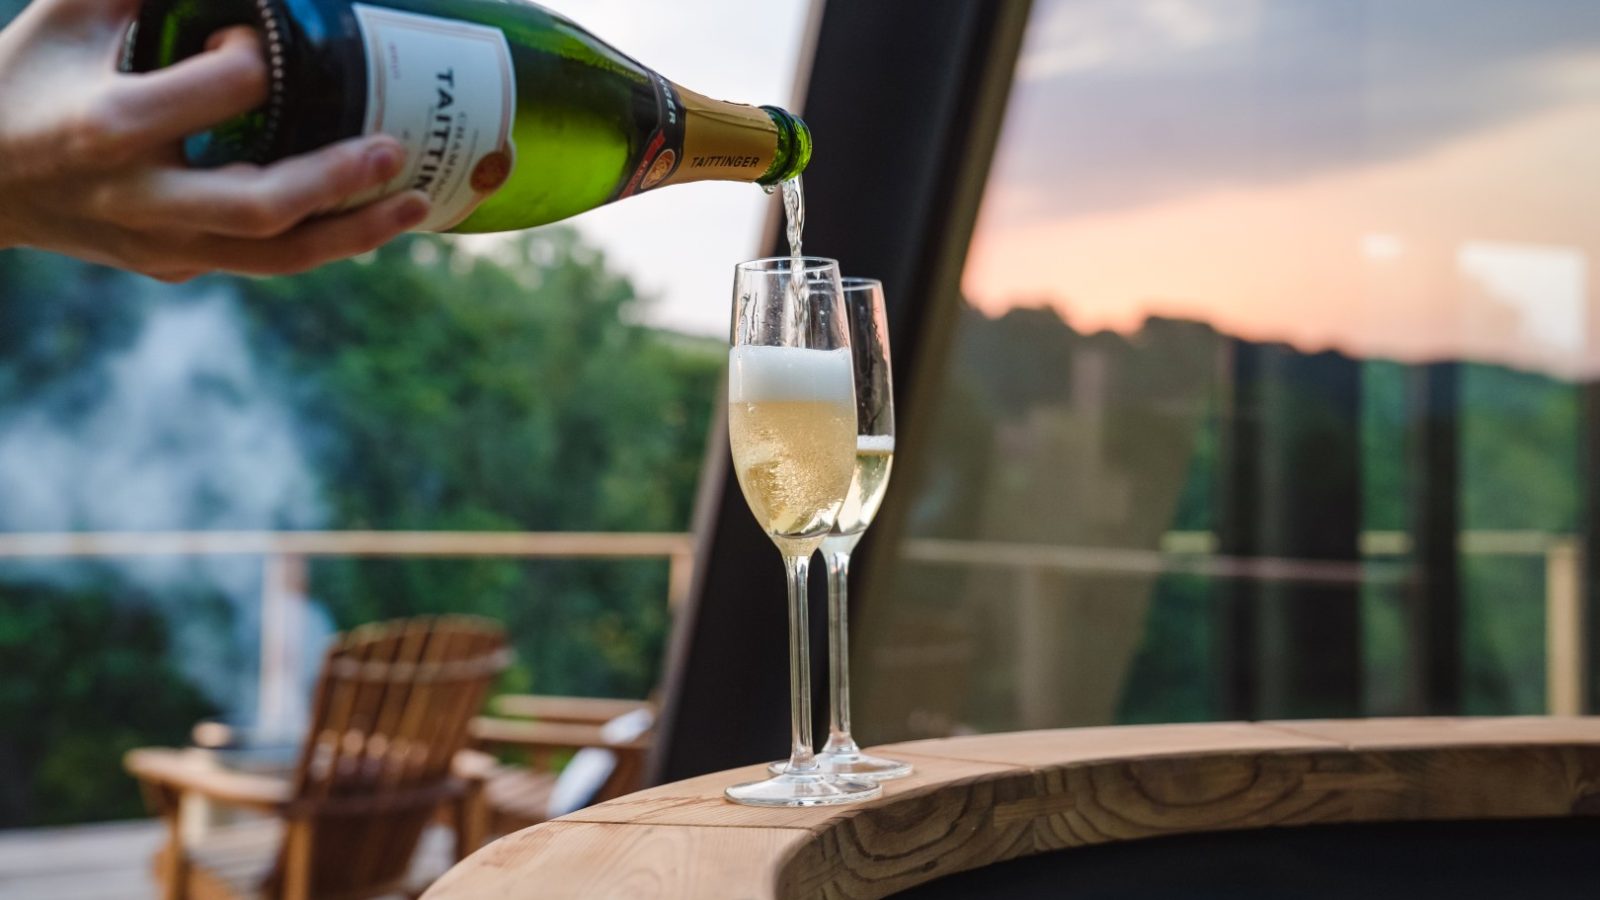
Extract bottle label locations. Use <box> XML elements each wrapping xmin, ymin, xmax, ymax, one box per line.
<box><xmin>350</xmin><ymin>4</ymin><xmax>517</xmax><ymax>231</ymax></box>
<box><xmin>613</xmin><ymin>72</ymin><xmax>688</xmax><ymax>200</ymax></box>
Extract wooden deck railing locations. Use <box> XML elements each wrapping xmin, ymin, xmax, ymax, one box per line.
<box><xmin>0</xmin><ymin>529</ymin><xmax>696</xmax><ymax>605</ymax></box>
<box><xmin>1</xmin><ymin>528</ymin><xmax>1583</xmax><ymax>716</ymax></box>
<box><xmin>0</xmin><ymin>530</ymin><xmax>696</xmax><ymax>732</ymax></box>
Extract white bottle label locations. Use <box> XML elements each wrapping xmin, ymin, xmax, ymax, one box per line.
<box><xmin>350</xmin><ymin>4</ymin><xmax>517</xmax><ymax>232</ymax></box>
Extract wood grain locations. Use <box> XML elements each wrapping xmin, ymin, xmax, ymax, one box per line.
<box><xmin>424</xmin><ymin>822</ymin><xmax>810</xmax><ymax>900</ymax></box>
<box><xmin>489</xmin><ymin>695</ymin><xmax>652</xmax><ymax>724</ymax></box>
<box><xmin>471</xmin><ymin>718</ymin><xmax>652</xmax><ymax>754</ymax></box>
<box><xmin>422</xmin><ymin>719</ymin><xmax>1600</xmax><ymax>900</ymax></box>
<box><xmin>1259</xmin><ymin>715</ymin><xmax>1600</xmax><ymax>748</ymax></box>
<box><xmin>875</xmin><ymin>721</ymin><xmax>1331</xmax><ymax>767</ymax></box>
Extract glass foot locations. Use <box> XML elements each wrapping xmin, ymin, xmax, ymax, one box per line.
<box><xmin>767</xmin><ymin>750</ymin><xmax>914</xmax><ymax>781</ymax></box>
<box><xmin>725</xmin><ymin>768</ymin><xmax>882</xmax><ymax>807</ymax></box>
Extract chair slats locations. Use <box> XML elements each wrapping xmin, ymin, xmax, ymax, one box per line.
<box><xmin>305</xmin><ymin>618</ymin><xmax>505</xmax><ymax>897</ymax></box>
<box><xmin>142</xmin><ymin>616</ymin><xmax>508</xmax><ymax>899</ymax></box>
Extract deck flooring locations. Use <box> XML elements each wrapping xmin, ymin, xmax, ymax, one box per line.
<box><xmin>0</xmin><ymin>819</ymin><xmax>458</xmax><ymax>899</ymax></box>
<box><xmin>0</xmin><ymin>820</ymin><xmax>162</xmax><ymax>900</ymax></box>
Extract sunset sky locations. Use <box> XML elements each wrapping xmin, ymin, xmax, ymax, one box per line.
<box><xmin>964</xmin><ymin>0</ymin><xmax>1600</xmax><ymax>377</ymax></box>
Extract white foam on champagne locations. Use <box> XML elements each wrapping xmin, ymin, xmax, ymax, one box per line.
<box><xmin>729</xmin><ymin>346</ymin><xmax>853</xmax><ymax>405</ymax></box>
<box><xmin>857</xmin><ymin>434</ymin><xmax>895</xmax><ymax>454</ymax></box>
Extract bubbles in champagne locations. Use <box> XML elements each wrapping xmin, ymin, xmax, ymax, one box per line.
<box><xmin>831</xmin><ymin>434</ymin><xmax>895</xmax><ymax>539</ymax></box>
<box><xmin>728</xmin><ymin>345</ymin><xmax>856</xmax><ymax>553</ymax></box>
<box><xmin>728</xmin><ymin>344</ymin><xmax>852</xmax><ymax>404</ymax></box>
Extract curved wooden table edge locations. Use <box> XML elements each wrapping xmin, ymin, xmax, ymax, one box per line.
<box><xmin>424</xmin><ymin>717</ymin><xmax>1600</xmax><ymax>899</ymax></box>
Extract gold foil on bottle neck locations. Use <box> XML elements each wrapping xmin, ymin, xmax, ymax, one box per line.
<box><xmin>659</xmin><ymin>87</ymin><xmax>779</xmax><ymax>189</ymax></box>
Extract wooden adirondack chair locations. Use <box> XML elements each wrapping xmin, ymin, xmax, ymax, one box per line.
<box><xmin>468</xmin><ymin>695</ymin><xmax>655</xmax><ymax>835</ymax></box>
<box><xmin>125</xmin><ymin>616</ymin><xmax>509</xmax><ymax>900</ymax></box>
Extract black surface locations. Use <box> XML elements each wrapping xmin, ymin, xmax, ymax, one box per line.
<box><xmin>1216</xmin><ymin>341</ymin><xmax>1364</xmax><ymax>719</ymax></box>
<box><xmin>1410</xmin><ymin>361</ymin><xmax>1463</xmax><ymax>714</ymax></box>
<box><xmin>1214</xmin><ymin>339</ymin><xmax>1261</xmax><ymax>719</ymax></box>
<box><xmin>893</xmin><ymin>817</ymin><xmax>1600</xmax><ymax>899</ymax></box>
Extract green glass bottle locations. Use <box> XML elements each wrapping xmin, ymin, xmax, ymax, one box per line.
<box><xmin>123</xmin><ymin>0</ymin><xmax>812</xmax><ymax>233</ymax></box>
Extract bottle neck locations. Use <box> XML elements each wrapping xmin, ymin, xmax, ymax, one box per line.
<box><xmin>658</xmin><ymin>88</ymin><xmax>811</xmax><ymax>189</ymax></box>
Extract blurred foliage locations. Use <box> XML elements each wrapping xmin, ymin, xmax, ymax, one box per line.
<box><xmin>0</xmin><ymin>230</ymin><xmax>721</xmax><ymax>827</ymax></box>
<box><xmin>0</xmin><ymin>587</ymin><xmax>215</xmax><ymax>826</ymax></box>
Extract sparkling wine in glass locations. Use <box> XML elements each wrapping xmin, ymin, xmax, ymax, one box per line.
<box><xmin>724</xmin><ymin>257</ymin><xmax>881</xmax><ymax>807</ymax></box>
<box><xmin>768</xmin><ymin>277</ymin><xmax>911</xmax><ymax>781</ymax></box>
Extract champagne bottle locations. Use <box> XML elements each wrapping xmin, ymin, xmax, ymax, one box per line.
<box><xmin>123</xmin><ymin>0</ymin><xmax>812</xmax><ymax>234</ymax></box>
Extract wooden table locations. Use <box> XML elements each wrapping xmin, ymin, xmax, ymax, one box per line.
<box><xmin>423</xmin><ymin>717</ymin><xmax>1600</xmax><ymax>899</ymax></box>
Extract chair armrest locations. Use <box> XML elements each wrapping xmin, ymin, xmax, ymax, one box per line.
<box><xmin>469</xmin><ymin>717</ymin><xmax>652</xmax><ymax>754</ymax></box>
<box><xmin>453</xmin><ymin>748</ymin><xmax>501</xmax><ymax>782</ymax></box>
<box><xmin>488</xmin><ymin>695</ymin><xmax>652</xmax><ymax>724</ymax></box>
<box><xmin>124</xmin><ymin>748</ymin><xmax>292</xmax><ymax>813</ymax></box>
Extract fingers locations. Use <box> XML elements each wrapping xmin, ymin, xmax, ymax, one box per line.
<box><xmin>101</xmin><ymin>26</ymin><xmax>268</xmax><ymax>153</ymax></box>
<box><xmin>182</xmin><ymin>191</ymin><xmax>431</xmax><ymax>277</ymax></box>
<box><xmin>124</xmin><ymin>134</ymin><xmax>407</xmax><ymax>238</ymax></box>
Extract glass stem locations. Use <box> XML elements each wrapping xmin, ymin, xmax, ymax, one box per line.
<box><xmin>823</xmin><ymin>549</ymin><xmax>858</xmax><ymax>754</ymax></box>
<box><xmin>783</xmin><ymin>553</ymin><xmax>818</xmax><ymax>773</ymax></box>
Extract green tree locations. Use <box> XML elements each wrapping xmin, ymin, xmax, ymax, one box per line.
<box><xmin>224</xmin><ymin>231</ymin><xmax>720</xmax><ymax>697</ymax></box>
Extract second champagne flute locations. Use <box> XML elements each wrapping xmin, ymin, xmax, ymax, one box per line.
<box><xmin>724</xmin><ymin>257</ymin><xmax>881</xmax><ymax>807</ymax></box>
<box><xmin>769</xmin><ymin>277</ymin><xmax>912</xmax><ymax>781</ymax></box>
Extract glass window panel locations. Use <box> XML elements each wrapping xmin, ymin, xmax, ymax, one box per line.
<box><xmin>858</xmin><ymin>0</ymin><xmax>1600</xmax><ymax>741</ymax></box>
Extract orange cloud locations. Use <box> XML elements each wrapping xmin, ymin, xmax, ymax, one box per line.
<box><xmin>964</xmin><ymin>100</ymin><xmax>1600</xmax><ymax>377</ymax></box>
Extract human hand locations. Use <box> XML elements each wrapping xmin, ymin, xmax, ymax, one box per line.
<box><xmin>0</xmin><ymin>0</ymin><xmax>430</xmax><ymax>281</ymax></box>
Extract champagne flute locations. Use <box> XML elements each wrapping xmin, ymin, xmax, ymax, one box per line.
<box><xmin>724</xmin><ymin>257</ymin><xmax>882</xmax><ymax>807</ymax></box>
<box><xmin>768</xmin><ymin>277</ymin><xmax>912</xmax><ymax>781</ymax></box>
